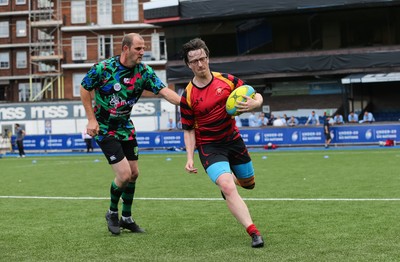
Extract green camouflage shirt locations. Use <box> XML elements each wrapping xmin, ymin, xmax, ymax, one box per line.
<box><xmin>81</xmin><ymin>55</ymin><xmax>165</xmax><ymax>141</ymax></box>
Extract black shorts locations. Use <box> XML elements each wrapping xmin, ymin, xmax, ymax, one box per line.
<box><xmin>325</xmin><ymin>132</ymin><xmax>331</xmax><ymax>140</ymax></box>
<box><xmin>96</xmin><ymin>137</ymin><xmax>139</xmax><ymax>164</ymax></box>
<box><xmin>197</xmin><ymin>137</ymin><xmax>251</xmax><ymax>170</ymax></box>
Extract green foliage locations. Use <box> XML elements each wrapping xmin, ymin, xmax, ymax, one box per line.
<box><xmin>1</xmin><ymin>149</ymin><xmax>400</xmax><ymax>261</ymax></box>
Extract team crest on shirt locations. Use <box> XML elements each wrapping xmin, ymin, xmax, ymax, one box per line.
<box><xmin>114</xmin><ymin>83</ymin><xmax>122</xmax><ymax>91</ymax></box>
<box><xmin>110</xmin><ymin>94</ymin><xmax>121</xmax><ymax>107</ymax></box>
<box><xmin>216</xmin><ymin>87</ymin><xmax>223</xmax><ymax>96</ymax></box>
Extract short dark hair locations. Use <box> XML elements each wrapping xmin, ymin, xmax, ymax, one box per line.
<box><xmin>182</xmin><ymin>38</ymin><xmax>210</xmax><ymax>65</ymax></box>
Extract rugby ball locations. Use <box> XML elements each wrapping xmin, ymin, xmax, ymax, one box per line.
<box><xmin>226</xmin><ymin>85</ymin><xmax>256</xmax><ymax>116</ymax></box>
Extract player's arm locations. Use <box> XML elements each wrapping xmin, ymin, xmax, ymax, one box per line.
<box><xmin>159</xmin><ymin>87</ymin><xmax>181</xmax><ymax>106</ymax></box>
<box><xmin>236</xmin><ymin>93</ymin><xmax>263</xmax><ymax>113</ymax></box>
<box><xmin>80</xmin><ymin>86</ymin><xmax>99</xmax><ymax>136</ymax></box>
<box><xmin>183</xmin><ymin>129</ymin><xmax>197</xmax><ymax>174</ymax></box>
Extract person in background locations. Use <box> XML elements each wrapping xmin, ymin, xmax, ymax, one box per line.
<box><xmin>283</xmin><ymin>114</ymin><xmax>289</xmax><ymax>122</ymax></box>
<box><xmin>273</xmin><ymin>116</ymin><xmax>286</xmax><ymax>127</ymax></box>
<box><xmin>348</xmin><ymin>111</ymin><xmax>359</xmax><ymax>123</ymax></box>
<box><xmin>15</xmin><ymin>124</ymin><xmax>26</xmax><ymax>158</ymax></box>
<box><xmin>305</xmin><ymin>111</ymin><xmax>320</xmax><ymax>126</ymax></box>
<box><xmin>323</xmin><ymin>116</ymin><xmax>332</xmax><ymax>148</ymax></box>
<box><xmin>167</xmin><ymin>118</ymin><xmax>177</xmax><ymax>130</ymax></box>
<box><xmin>267</xmin><ymin>113</ymin><xmax>275</xmax><ymax>126</ymax></box>
<box><xmin>248</xmin><ymin>112</ymin><xmax>258</xmax><ymax>127</ymax></box>
<box><xmin>80</xmin><ymin>33</ymin><xmax>181</xmax><ymax>235</ymax></box>
<box><xmin>287</xmin><ymin>116</ymin><xmax>299</xmax><ymax>126</ymax></box>
<box><xmin>82</xmin><ymin>129</ymin><xmax>94</xmax><ymax>153</ymax></box>
<box><xmin>257</xmin><ymin>112</ymin><xmax>269</xmax><ymax>127</ymax></box>
<box><xmin>333</xmin><ymin>113</ymin><xmax>344</xmax><ymax>125</ymax></box>
<box><xmin>235</xmin><ymin>115</ymin><xmax>242</xmax><ymax>128</ymax></box>
<box><xmin>180</xmin><ymin>38</ymin><xmax>264</xmax><ymax>248</ymax></box>
<box><xmin>360</xmin><ymin>111</ymin><xmax>375</xmax><ymax>123</ymax></box>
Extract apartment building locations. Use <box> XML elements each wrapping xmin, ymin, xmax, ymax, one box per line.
<box><xmin>0</xmin><ymin>0</ymin><xmax>167</xmax><ymax>103</ymax></box>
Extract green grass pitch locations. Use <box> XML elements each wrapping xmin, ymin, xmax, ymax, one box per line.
<box><xmin>1</xmin><ymin>148</ymin><xmax>400</xmax><ymax>261</ymax></box>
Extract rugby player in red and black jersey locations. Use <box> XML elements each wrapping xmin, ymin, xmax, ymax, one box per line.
<box><xmin>180</xmin><ymin>38</ymin><xmax>265</xmax><ymax>248</ymax></box>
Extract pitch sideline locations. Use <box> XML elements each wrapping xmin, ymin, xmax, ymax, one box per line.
<box><xmin>1</xmin><ymin>195</ymin><xmax>400</xmax><ymax>201</ymax></box>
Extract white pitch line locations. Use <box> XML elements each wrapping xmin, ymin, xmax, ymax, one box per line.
<box><xmin>1</xmin><ymin>196</ymin><xmax>400</xmax><ymax>201</ymax></box>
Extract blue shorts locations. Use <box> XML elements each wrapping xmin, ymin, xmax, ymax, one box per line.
<box><xmin>197</xmin><ymin>138</ymin><xmax>254</xmax><ymax>183</ymax></box>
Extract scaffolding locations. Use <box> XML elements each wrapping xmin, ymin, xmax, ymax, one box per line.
<box><xmin>29</xmin><ymin>0</ymin><xmax>63</xmax><ymax>101</ymax></box>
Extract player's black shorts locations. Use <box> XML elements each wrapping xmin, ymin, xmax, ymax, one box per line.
<box><xmin>96</xmin><ymin>136</ymin><xmax>139</xmax><ymax>164</ymax></box>
<box><xmin>325</xmin><ymin>132</ymin><xmax>331</xmax><ymax>140</ymax></box>
<box><xmin>197</xmin><ymin>137</ymin><xmax>251</xmax><ymax>170</ymax></box>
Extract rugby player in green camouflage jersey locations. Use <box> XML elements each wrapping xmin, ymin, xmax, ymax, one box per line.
<box><xmin>80</xmin><ymin>33</ymin><xmax>180</xmax><ymax>235</ymax></box>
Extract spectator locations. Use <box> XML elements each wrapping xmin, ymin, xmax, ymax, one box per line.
<box><xmin>287</xmin><ymin>116</ymin><xmax>299</xmax><ymax>126</ymax></box>
<box><xmin>267</xmin><ymin>114</ymin><xmax>275</xmax><ymax>126</ymax></box>
<box><xmin>333</xmin><ymin>113</ymin><xmax>344</xmax><ymax>125</ymax></box>
<box><xmin>323</xmin><ymin>116</ymin><xmax>332</xmax><ymax>148</ymax></box>
<box><xmin>82</xmin><ymin>129</ymin><xmax>94</xmax><ymax>153</ymax></box>
<box><xmin>235</xmin><ymin>116</ymin><xmax>242</xmax><ymax>128</ymax></box>
<box><xmin>348</xmin><ymin>111</ymin><xmax>359</xmax><ymax>123</ymax></box>
<box><xmin>305</xmin><ymin>111</ymin><xmax>320</xmax><ymax>126</ymax></box>
<box><xmin>15</xmin><ymin>123</ymin><xmax>26</xmax><ymax>158</ymax></box>
<box><xmin>273</xmin><ymin>116</ymin><xmax>286</xmax><ymax>127</ymax></box>
<box><xmin>257</xmin><ymin>112</ymin><xmax>269</xmax><ymax>127</ymax></box>
<box><xmin>167</xmin><ymin>118</ymin><xmax>177</xmax><ymax>130</ymax></box>
<box><xmin>248</xmin><ymin>112</ymin><xmax>258</xmax><ymax>127</ymax></box>
<box><xmin>360</xmin><ymin>111</ymin><xmax>375</xmax><ymax>123</ymax></box>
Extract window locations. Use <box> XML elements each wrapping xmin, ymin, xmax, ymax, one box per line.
<box><xmin>98</xmin><ymin>35</ymin><xmax>113</xmax><ymax>60</ymax></box>
<box><xmin>38</xmin><ymin>0</ymin><xmax>52</xmax><ymax>8</ymax></box>
<box><xmin>0</xmin><ymin>0</ymin><xmax>8</xmax><ymax>6</ymax></box>
<box><xmin>71</xmin><ymin>1</ymin><xmax>86</xmax><ymax>24</ymax></box>
<box><xmin>124</xmin><ymin>0</ymin><xmax>139</xmax><ymax>21</ymax></box>
<box><xmin>16</xmin><ymin>20</ymin><xmax>26</xmax><ymax>37</ymax></box>
<box><xmin>16</xmin><ymin>51</ymin><xmax>27</xmax><ymax>69</ymax></box>
<box><xmin>16</xmin><ymin>0</ymin><xmax>26</xmax><ymax>4</ymax></box>
<box><xmin>71</xmin><ymin>36</ymin><xmax>87</xmax><ymax>61</ymax></box>
<box><xmin>19</xmin><ymin>83</ymin><xmax>42</xmax><ymax>102</ymax></box>
<box><xmin>151</xmin><ymin>33</ymin><xmax>167</xmax><ymax>60</ymax></box>
<box><xmin>73</xmin><ymin>73</ymin><xmax>86</xmax><ymax>97</ymax></box>
<box><xmin>0</xmin><ymin>52</ymin><xmax>9</xmax><ymax>69</ymax></box>
<box><xmin>0</xmin><ymin>21</ymin><xmax>9</xmax><ymax>38</ymax></box>
<box><xmin>97</xmin><ymin>0</ymin><xmax>112</xmax><ymax>25</ymax></box>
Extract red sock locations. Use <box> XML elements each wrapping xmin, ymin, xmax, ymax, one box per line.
<box><xmin>246</xmin><ymin>224</ymin><xmax>260</xmax><ymax>236</ymax></box>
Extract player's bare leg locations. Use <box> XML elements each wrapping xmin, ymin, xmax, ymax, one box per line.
<box><xmin>217</xmin><ymin>173</ymin><xmax>264</xmax><ymax>247</ymax></box>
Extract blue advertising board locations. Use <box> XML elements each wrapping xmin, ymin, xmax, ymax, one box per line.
<box><xmin>12</xmin><ymin>124</ymin><xmax>400</xmax><ymax>151</ymax></box>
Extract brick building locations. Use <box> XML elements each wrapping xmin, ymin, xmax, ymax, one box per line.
<box><xmin>0</xmin><ymin>0</ymin><xmax>167</xmax><ymax>103</ymax></box>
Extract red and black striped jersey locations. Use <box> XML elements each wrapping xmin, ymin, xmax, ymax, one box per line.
<box><xmin>180</xmin><ymin>71</ymin><xmax>245</xmax><ymax>146</ymax></box>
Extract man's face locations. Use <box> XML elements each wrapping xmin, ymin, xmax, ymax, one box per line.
<box><xmin>125</xmin><ymin>37</ymin><xmax>145</xmax><ymax>66</ymax></box>
<box><xmin>187</xmin><ymin>49</ymin><xmax>209</xmax><ymax>77</ymax></box>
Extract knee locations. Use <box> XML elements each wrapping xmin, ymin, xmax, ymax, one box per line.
<box><xmin>130</xmin><ymin>168</ymin><xmax>139</xmax><ymax>182</ymax></box>
<box><xmin>219</xmin><ymin>180</ymin><xmax>237</xmax><ymax>196</ymax></box>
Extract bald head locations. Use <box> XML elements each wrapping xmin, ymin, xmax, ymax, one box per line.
<box><xmin>122</xmin><ymin>33</ymin><xmax>144</xmax><ymax>51</ymax></box>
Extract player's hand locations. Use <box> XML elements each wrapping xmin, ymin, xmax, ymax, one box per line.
<box><xmin>236</xmin><ymin>95</ymin><xmax>258</xmax><ymax>113</ymax></box>
<box><xmin>185</xmin><ymin>160</ymin><xmax>198</xmax><ymax>174</ymax></box>
<box><xmin>87</xmin><ymin>120</ymin><xmax>99</xmax><ymax>137</ymax></box>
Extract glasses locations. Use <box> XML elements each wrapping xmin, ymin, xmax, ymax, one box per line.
<box><xmin>188</xmin><ymin>57</ymin><xmax>208</xmax><ymax>66</ymax></box>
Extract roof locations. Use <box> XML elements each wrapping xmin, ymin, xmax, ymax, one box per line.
<box><xmin>144</xmin><ymin>0</ymin><xmax>400</xmax><ymax>24</ymax></box>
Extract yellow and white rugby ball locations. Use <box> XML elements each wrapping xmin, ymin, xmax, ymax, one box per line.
<box><xmin>226</xmin><ymin>85</ymin><xmax>256</xmax><ymax>116</ymax></box>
